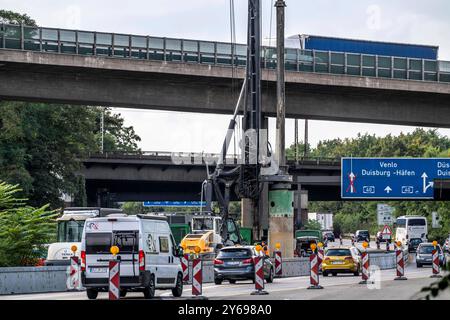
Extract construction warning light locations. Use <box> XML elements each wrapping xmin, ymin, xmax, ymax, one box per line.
<box><xmin>255</xmin><ymin>244</ymin><xmax>263</xmax><ymax>252</ymax></box>
<box><xmin>110</xmin><ymin>245</ymin><xmax>120</xmax><ymax>256</ymax></box>
<box><xmin>71</xmin><ymin>245</ymin><xmax>78</xmax><ymax>253</ymax></box>
<box><xmin>317</xmin><ymin>242</ymin><xmax>323</xmax><ymax>248</ymax></box>
<box><xmin>362</xmin><ymin>241</ymin><xmax>369</xmax><ymax>249</ymax></box>
<box><xmin>396</xmin><ymin>241</ymin><xmax>402</xmax><ymax>247</ymax></box>
<box><xmin>310</xmin><ymin>243</ymin><xmax>317</xmax><ymax>251</ymax></box>
<box><xmin>432</xmin><ymin>240</ymin><xmax>438</xmax><ymax>247</ymax></box>
<box><xmin>194</xmin><ymin>246</ymin><xmax>201</xmax><ymax>254</ymax></box>
<box><xmin>275</xmin><ymin>242</ymin><xmax>281</xmax><ymax>250</ymax></box>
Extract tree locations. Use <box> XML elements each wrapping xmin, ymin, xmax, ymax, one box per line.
<box><xmin>304</xmin><ymin>219</ymin><xmax>322</xmax><ymax>231</ymax></box>
<box><xmin>0</xmin><ymin>10</ymin><xmax>37</xmax><ymax>26</ymax></box>
<box><xmin>0</xmin><ymin>181</ymin><xmax>58</xmax><ymax>267</ymax></box>
<box><xmin>0</xmin><ymin>103</ymin><xmax>141</xmax><ymax>208</ymax></box>
<box><xmin>73</xmin><ymin>175</ymin><xmax>87</xmax><ymax>207</ymax></box>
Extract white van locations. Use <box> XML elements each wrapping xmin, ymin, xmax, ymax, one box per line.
<box><xmin>80</xmin><ymin>214</ymin><xmax>183</xmax><ymax>299</ymax></box>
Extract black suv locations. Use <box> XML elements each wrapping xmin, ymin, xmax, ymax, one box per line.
<box><xmin>213</xmin><ymin>246</ymin><xmax>274</xmax><ymax>285</ymax></box>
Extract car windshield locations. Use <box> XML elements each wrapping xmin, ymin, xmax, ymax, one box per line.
<box><xmin>410</xmin><ymin>239</ymin><xmax>422</xmax><ymax>245</ymax></box>
<box><xmin>419</xmin><ymin>246</ymin><xmax>441</xmax><ymax>254</ymax></box>
<box><xmin>217</xmin><ymin>248</ymin><xmax>252</xmax><ymax>258</ymax></box>
<box><xmin>358</xmin><ymin>231</ymin><xmax>369</xmax><ymax>236</ymax></box>
<box><xmin>326</xmin><ymin>249</ymin><xmax>352</xmax><ymax>256</ymax></box>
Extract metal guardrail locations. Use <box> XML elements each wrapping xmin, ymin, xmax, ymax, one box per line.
<box><xmin>1</xmin><ymin>23</ymin><xmax>450</xmax><ymax>83</ymax></box>
<box><xmin>86</xmin><ymin>150</ymin><xmax>341</xmax><ymax>166</ymax></box>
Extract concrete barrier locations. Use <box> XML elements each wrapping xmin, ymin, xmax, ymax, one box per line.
<box><xmin>1</xmin><ymin>251</ymin><xmax>405</xmax><ymax>294</ymax></box>
<box><xmin>0</xmin><ymin>266</ymin><xmax>69</xmax><ymax>295</ymax></box>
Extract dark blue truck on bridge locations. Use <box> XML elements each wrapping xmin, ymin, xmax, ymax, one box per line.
<box><xmin>290</xmin><ymin>34</ymin><xmax>439</xmax><ymax>60</ymax></box>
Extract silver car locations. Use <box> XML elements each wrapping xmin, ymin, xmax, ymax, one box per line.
<box><xmin>416</xmin><ymin>243</ymin><xmax>446</xmax><ymax>268</ymax></box>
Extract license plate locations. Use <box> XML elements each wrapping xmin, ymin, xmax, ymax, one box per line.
<box><xmin>331</xmin><ymin>261</ymin><xmax>344</xmax><ymax>265</ymax></box>
<box><xmin>226</xmin><ymin>261</ymin><xmax>240</xmax><ymax>266</ymax></box>
<box><xmin>90</xmin><ymin>267</ymin><xmax>107</xmax><ymax>273</ymax></box>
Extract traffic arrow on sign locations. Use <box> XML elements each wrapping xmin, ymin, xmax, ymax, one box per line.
<box><xmin>384</xmin><ymin>186</ymin><xmax>392</xmax><ymax>194</ymax></box>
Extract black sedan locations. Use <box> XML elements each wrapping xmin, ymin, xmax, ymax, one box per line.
<box><xmin>213</xmin><ymin>246</ymin><xmax>274</xmax><ymax>285</ymax></box>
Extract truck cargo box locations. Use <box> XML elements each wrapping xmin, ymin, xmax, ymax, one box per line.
<box><xmin>291</xmin><ymin>34</ymin><xmax>438</xmax><ymax>60</ymax></box>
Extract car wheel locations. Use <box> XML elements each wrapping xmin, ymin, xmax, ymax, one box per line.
<box><xmin>86</xmin><ymin>288</ymin><xmax>98</xmax><ymax>300</ymax></box>
<box><xmin>120</xmin><ymin>289</ymin><xmax>127</xmax><ymax>298</ymax></box>
<box><xmin>323</xmin><ymin>271</ymin><xmax>329</xmax><ymax>277</ymax></box>
<box><xmin>214</xmin><ymin>278</ymin><xmax>223</xmax><ymax>285</ymax></box>
<box><xmin>416</xmin><ymin>263</ymin><xmax>422</xmax><ymax>268</ymax></box>
<box><xmin>172</xmin><ymin>272</ymin><xmax>183</xmax><ymax>297</ymax></box>
<box><xmin>143</xmin><ymin>274</ymin><xmax>156</xmax><ymax>299</ymax></box>
<box><xmin>229</xmin><ymin>279</ymin><xmax>236</xmax><ymax>284</ymax></box>
<box><xmin>266</xmin><ymin>268</ymin><xmax>274</xmax><ymax>283</ymax></box>
<box><xmin>332</xmin><ymin>272</ymin><xmax>337</xmax><ymax>277</ymax></box>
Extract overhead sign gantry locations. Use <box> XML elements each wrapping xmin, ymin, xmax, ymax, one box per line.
<box><xmin>341</xmin><ymin>157</ymin><xmax>450</xmax><ymax>199</ymax></box>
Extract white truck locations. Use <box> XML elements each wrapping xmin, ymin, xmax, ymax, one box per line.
<box><xmin>308</xmin><ymin>212</ymin><xmax>333</xmax><ymax>230</ymax></box>
<box><xmin>45</xmin><ymin>207</ymin><xmax>123</xmax><ymax>266</ymax></box>
<box><xmin>80</xmin><ymin>213</ymin><xmax>183</xmax><ymax>299</ymax></box>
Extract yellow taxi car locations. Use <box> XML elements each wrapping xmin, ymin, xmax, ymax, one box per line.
<box><xmin>322</xmin><ymin>246</ymin><xmax>361</xmax><ymax>277</ymax></box>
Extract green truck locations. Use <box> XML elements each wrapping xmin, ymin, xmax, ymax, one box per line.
<box><xmin>170</xmin><ymin>224</ymin><xmax>191</xmax><ymax>245</ymax></box>
<box><xmin>295</xmin><ymin>229</ymin><xmax>324</xmax><ymax>257</ymax></box>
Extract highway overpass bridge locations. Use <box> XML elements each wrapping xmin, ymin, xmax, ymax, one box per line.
<box><xmin>82</xmin><ymin>151</ymin><xmax>450</xmax><ymax>206</ymax></box>
<box><xmin>81</xmin><ymin>151</ymin><xmax>341</xmax><ymax>205</ymax></box>
<box><xmin>1</xmin><ymin>24</ymin><xmax>450</xmax><ymax>127</ymax></box>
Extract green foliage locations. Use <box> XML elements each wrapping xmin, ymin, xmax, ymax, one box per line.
<box><xmin>0</xmin><ymin>103</ymin><xmax>140</xmax><ymax>208</ymax></box>
<box><xmin>0</xmin><ymin>9</ymin><xmax>37</xmax><ymax>25</ymax></box>
<box><xmin>0</xmin><ymin>180</ymin><xmax>58</xmax><ymax>266</ymax></box>
<box><xmin>304</xmin><ymin>219</ymin><xmax>322</xmax><ymax>230</ymax></box>
<box><xmin>73</xmin><ymin>175</ymin><xmax>87</xmax><ymax>207</ymax></box>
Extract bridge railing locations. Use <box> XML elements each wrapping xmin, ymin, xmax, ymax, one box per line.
<box><xmin>1</xmin><ymin>23</ymin><xmax>450</xmax><ymax>83</ymax></box>
<box><xmin>87</xmin><ymin>150</ymin><xmax>341</xmax><ymax>166</ymax></box>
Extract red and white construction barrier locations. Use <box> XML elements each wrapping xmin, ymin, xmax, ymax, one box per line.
<box><xmin>192</xmin><ymin>258</ymin><xmax>202</xmax><ymax>296</ymax></box>
<box><xmin>181</xmin><ymin>254</ymin><xmax>189</xmax><ymax>282</ymax></box>
<box><xmin>274</xmin><ymin>251</ymin><xmax>282</xmax><ymax>277</ymax></box>
<box><xmin>317</xmin><ymin>247</ymin><xmax>324</xmax><ymax>271</ymax></box>
<box><xmin>431</xmin><ymin>248</ymin><xmax>442</xmax><ymax>278</ymax></box>
<box><xmin>251</xmin><ymin>256</ymin><xmax>269</xmax><ymax>295</ymax></box>
<box><xmin>394</xmin><ymin>247</ymin><xmax>407</xmax><ymax>280</ymax></box>
<box><xmin>307</xmin><ymin>253</ymin><xmax>323</xmax><ymax>289</ymax></box>
<box><xmin>68</xmin><ymin>256</ymin><xmax>80</xmax><ymax>290</ymax></box>
<box><xmin>359</xmin><ymin>251</ymin><xmax>370</xmax><ymax>284</ymax></box>
<box><xmin>109</xmin><ymin>260</ymin><xmax>120</xmax><ymax>300</ymax></box>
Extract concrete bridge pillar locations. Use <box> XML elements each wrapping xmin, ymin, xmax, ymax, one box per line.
<box><xmin>294</xmin><ymin>188</ymin><xmax>309</xmax><ymax>232</ymax></box>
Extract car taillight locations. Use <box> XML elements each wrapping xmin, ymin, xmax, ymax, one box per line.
<box><xmin>324</xmin><ymin>257</ymin><xmax>330</xmax><ymax>261</ymax></box>
<box><xmin>242</xmin><ymin>258</ymin><xmax>253</xmax><ymax>265</ymax></box>
<box><xmin>139</xmin><ymin>250</ymin><xmax>145</xmax><ymax>271</ymax></box>
<box><xmin>345</xmin><ymin>257</ymin><xmax>354</xmax><ymax>262</ymax></box>
<box><xmin>81</xmin><ymin>250</ymin><xmax>86</xmax><ymax>272</ymax></box>
<box><xmin>214</xmin><ymin>259</ymin><xmax>224</xmax><ymax>265</ymax></box>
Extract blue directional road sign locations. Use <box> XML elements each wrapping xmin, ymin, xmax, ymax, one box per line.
<box><xmin>341</xmin><ymin>158</ymin><xmax>450</xmax><ymax>199</ymax></box>
<box><xmin>143</xmin><ymin>201</ymin><xmax>206</xmax><ymax>207</ymax></box>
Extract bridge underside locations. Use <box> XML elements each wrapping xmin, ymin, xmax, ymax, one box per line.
<box><xmin>1</xmin><ymin>50</ymin><xmax>450</xmax><ymax>127</ymax></box>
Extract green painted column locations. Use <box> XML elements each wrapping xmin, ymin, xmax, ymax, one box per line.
<box><xmin>268</xmin><ymin>189</ymin><xmax>294</xmax><ymax>258</ymax></box>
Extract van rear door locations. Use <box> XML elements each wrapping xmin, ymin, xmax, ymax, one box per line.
<box><xmin>84</xmin><ymin>220</ymin><xmax>140</xmax><ymax>280</ymax></box>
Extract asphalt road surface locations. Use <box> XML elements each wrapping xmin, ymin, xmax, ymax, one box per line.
<box><xmin>2</xmin><ymin>258</ymin><xmax>447</xmax><ymax>300</ymax></box>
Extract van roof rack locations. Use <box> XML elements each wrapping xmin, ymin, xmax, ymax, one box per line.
<box><xmin>137</xmin><ymin>214</ymin><xmax>168</xmax><ymax>221</ymax></box>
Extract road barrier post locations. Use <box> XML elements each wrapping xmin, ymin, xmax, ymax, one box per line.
<box><xmin>430</xmin><ymin>241</ymin><xmax>442</xmax><ymax>278</ymax></box>
<box><xmin>386</xmin><ymin>241</ymin><xmax>390</xmax><ymax>252</ymax></box>
<box><xmin>359</xmin><ymin>241</ymin><xmax>373</xmax><ymax>285</ymax></box>
<box><xmin>317</xmin><ymin>242</ymin><xmax>324</xmax><ymax>273</ymax></box>
<box><xmin>274</xmin><ymin>242</ymin><xmax>282</xmax><ymax>277</ymax></box>
<box><xmin>191</xmin><ymin>246</ymin><xmax>205</xmax><ymax>297</ymax></box>
<box><xmin>181</xmin><ymin>254</ymin><xmax>189</xmax><ymax>283</ymax></box>
<box><xmin>394</xmin><ymin>241</ymin><xmax>407</xmax><ymax>280</ymax></box>
<box><xmin>69</xmin><ymin>256</ymin><xmax>80</xmax><ymax>290</ymax></box>
<box><xmin>109</xmin><ymin>246</ymin><xmax>120</xmax><ymax>300</ymax></box>
<box><xmin>251</xmin><ymin>245</ymin><xmax>269</xmax><ymax>295</ymax></box>
<box><xmin>307</xmin><ymin>243</ymin><xmax>323</xmax><ymax>289</ymax></box>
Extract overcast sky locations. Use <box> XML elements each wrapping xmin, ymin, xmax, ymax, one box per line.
<box><xmin>2</xmin><ymin>0</ymin><xmax>450</xmax><ymax>153</ymax></box>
